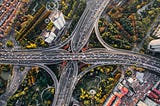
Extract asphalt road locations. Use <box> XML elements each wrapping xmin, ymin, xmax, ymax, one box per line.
<box><xmin>1</xmin><ymin>0</ymin><xmax>160</xmax><ymax>106</ymax></box>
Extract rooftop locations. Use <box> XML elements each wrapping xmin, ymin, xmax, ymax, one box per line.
<box><xmin>149</xmin><ymin>39</ymin><xmax>160</xmax><ymax>46</ymax></box>
<box><xmin>144</xmin><ymin>97</ymin><xmax>159</xmax><ymax>106</ymax></box>
<box><xmin>136</xmin><ymin>100</ymin><xmax>147</xmax><ymax>106</ymax></box>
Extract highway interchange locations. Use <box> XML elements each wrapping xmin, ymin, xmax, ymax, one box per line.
<box><xmin>0</xmin><ymin>0</ymin><xmax>160</xmax><ymax>106</ymax></box>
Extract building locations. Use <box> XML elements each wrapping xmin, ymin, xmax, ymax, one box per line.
<box><xmin>0</xmin><ymin>0</ymin><xmax>21</xmax><ymax>37</ymax></box>
<box><xmin>148</xmin><ymin>91</ymin><xmax>159</xmax><ymax>99</ymax></box>
<box><xmin>44</xmin><ymin>32</ymin><xmax>57</xmax><ymax>43</ymax></box>
<box><xmin>136</xmin><ymin>72</ymin><xmax>144</xmax><ymax>83</ymax></box>
<box><xmin>144</xmin><ymin>97</ymin><xmax>159</xmax><ymax>106</ymax></box>
<box><xmin>116</xmin><ymin>83</ymin><xmax>129</xmax><ymax>98</ymax></box>
<box><xmin>153</xmin><ymin>24</ymin><xmax>160</xmax><ymax>38</ymax></box>
<box><xmin>103</xmin><ymin>83</ymin><xmax>129</xmax><ymax>106</ymax></box>
<box><xmin>148</xmin><ymin>39</ymin><xmax>160</xmax><ymax>52</ymax></box>
<box><xmin>136</xmin><ymin>100</ymin><xmax>147</xmax><ymax>106</ymax></box>
<box><xmin>43</xmin><ymin>10</ymin><xmax>66</xmax><ymax>43</ymax></box>
<box><xmin>153</xmin><ymin>88</ymin><xmax>160</xmax><ymax>95</ymax></box>
<box><xmin>103</xmin><ymin>94</ymin><xmax>116</xmax><ymax>106</ymax></box>
<box><xmin>127</xmin><ymin>77</ymin><xmax>134</xmax><ymax>84</ymax></box>
<box><xmin>49</xmin><ymin>11</ymin><xmax>66</xmax><ymax>30</ymax></box>
<box><xmin>112</xmin><ymin>98</ymin><xmax>121</xmax><ymax>106</ymax></box>
<box><xmin>42</xmin><ymin>25</ymin><xmax>57</xmax><ymax>44</ymax></box>
<box><xmin>0</xmin><ymin>0</ymin><xmax>2</xmax><ymax>5</ymax></box>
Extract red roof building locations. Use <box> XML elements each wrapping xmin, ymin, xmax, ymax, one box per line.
<box><xmin>148</xmin><ymin>91</ymin><xmax>159</xmax><ymax>99</ymax></box>
<box><xmin>104</xmin><ymin>94</ymin><xmax>116</xmax><ymax>106</ymax></box>
<box><xmin>112</xmin><ymin>98</ymin><xmax>121</xmax><ymax>106</ymax></box>
<box><xmin>153</xmin><ymin>88</ymin><xmax>160</xmax><ymax>95</ymax></box>
<box><xmin>0</xmin><ymin>0</ymin><xmax>21</xmax><ymax>37</ymax></box>
<box><xmin>104</xmin><ymin>83</ymin><xmax>129</xmax><ymax>106</ymax></box>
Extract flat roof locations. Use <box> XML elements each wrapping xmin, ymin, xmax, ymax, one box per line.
<box><xmin>144</xmin><ymin>97</ymin><xmax>159</xmax><ymax>106</ymax></box>
<box><xmin>149</xmin><ymin>39</ymin><xmax>160</xmax><ymax>46</ymax></box>
<box><xmin>137</xmin><ymin>100</ymin><xmax>147</xmax><ymax>106</ymax></box>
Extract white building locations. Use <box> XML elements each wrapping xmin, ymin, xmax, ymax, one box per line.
<box><xmin>44</xmin><ymin>32</ymin><xmax>57</xmax><ymax>43</ymax></box>
<box><xmin>136</xmin><ymin>72</ymin><xmax>144</xmax><ymax>83</ymax></box>
<box><xmin>148</xmin><ymin>39</ymin><xmax>160</xmax><ymax>52</ymax></box>
<box><xmin>153</xmin><ymin>24</ymin><xmax>160</xmax><ymax>38</ymax></box>
<box><xmin>42</xmin><ymin>25</ymin><xmax>57</xmax><ymax>44</ymax></box>
<box><xmin>144</xmin><ymin>97</ymin><xmax>159</xmax><ymax>106</ymax></box>
<box><xmin>49</xmin><ymin>11</ymin><xmax>66</xmax><ymax>30</ymax></box>
<box><xmin>137</xmin><ymin>100</ymin><xmax>147</xmax><ymax>106</ymax></box>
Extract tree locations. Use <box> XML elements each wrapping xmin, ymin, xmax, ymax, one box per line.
<box><xmin>98</xmin><ymin>20</ymin><xmax>103</xmax><ymax>27</ymax></box>
<box><xmin>107</xmin><ymin>78</ymin><xmax>114</xmax><ymax>84</ymax></box>
<box><xmin>115</xmin><ymin>73</ymin><xmax>121</xmax><ymax>80</ymax></box>
<box><xmin>142</xmin><ymin>16</ymin><xmax>151</xmax><ymax>26</ymax></box>
<box><xmin>26</xmin><ymin>43</ymin><xmax>37</xmax><ymax>49</ymax></box>
<box><xmin>125</xmin><ymin>70</ymin><xmax>132</xmax><ymax>77</ymax></box>
<box><xmin>6</xmin><ymin>40</ymin><xmax>14</xmax><ymax>48</ymax></box>
<box><xmin>84</xmin><ymin>100</ymin><xmax>90</xmax><ymax>105</ymax></box>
